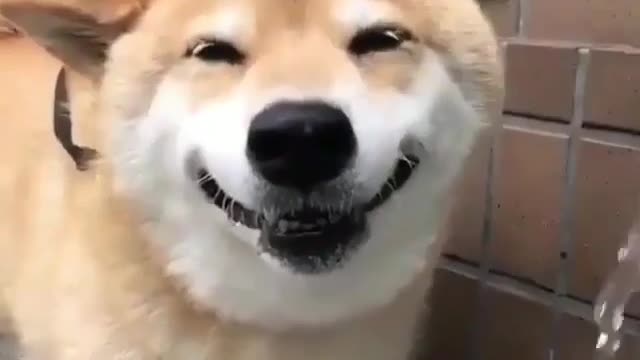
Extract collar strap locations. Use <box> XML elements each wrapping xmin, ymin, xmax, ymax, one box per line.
<box><xmin>53</xmin><ymin>67</ymin><xmax>99</xmax><ymax>171</ymax></box>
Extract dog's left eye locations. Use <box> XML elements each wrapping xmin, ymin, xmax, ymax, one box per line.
<box><xmin>348</xmin><ymin>26</ymin><xmax>414</xmax><ymax>56</ymax></box>
<box><xmin>187</xmin><ymin>39</ymin><xmax>246</xmax><ymax>65</ymax></box>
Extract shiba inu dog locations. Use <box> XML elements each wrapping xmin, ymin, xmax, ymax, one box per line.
<box><xmin>0</xmin><ymin>0</ymin><xmax>503</xmax><ymax>358</ymax></box>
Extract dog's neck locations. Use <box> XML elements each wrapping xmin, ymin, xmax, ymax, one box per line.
<box><xmin>68</xmin><ymin>177</ymin><xmax>429</xmax><ymax>358</ymax></box>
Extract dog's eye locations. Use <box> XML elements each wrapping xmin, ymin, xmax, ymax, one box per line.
<box><xmin>188</xmin><ymin>40</ymin><xmax>245</xmax><ymax>65</ymax></box>
<box><xmin>348</xmin><ymin>26</ymin><xmax>414</xmax><ymax>56</ymax></box>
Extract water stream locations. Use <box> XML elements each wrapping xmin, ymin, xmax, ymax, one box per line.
<box><xmin>593</xmin><ymin>211</ymin><xmax>640</xmax><ymax>358</ymax></box>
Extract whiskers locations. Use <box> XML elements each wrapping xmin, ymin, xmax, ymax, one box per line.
<box><xmin>196</xmin><ymin>171</ymin><xmax>214</xmax><ymax>186</ymax></box>
<box><xmin>370</xmin><ymin>154</ymin><xmax>420</xmax><ymax>206</ymax></box>
<box><xmin>399</xmin><ymin>154</ymin><xmax>419</xmax><ymax>169</ymax></box>
<box><xmin>196</xmin><ymin>169</ymin><xmax>258</xmax><ymax>227</ymax></box>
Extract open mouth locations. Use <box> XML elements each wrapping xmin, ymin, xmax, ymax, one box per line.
<box><xmin>195</xmin><ymin>155</ymin><xmax>419</xmax><ymax>272</ymax></box>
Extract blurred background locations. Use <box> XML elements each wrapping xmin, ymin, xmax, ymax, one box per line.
<box><xmin>424</xmin><ymin>0</ymin><xmax>640</xmax><ymax>359</ymax></box>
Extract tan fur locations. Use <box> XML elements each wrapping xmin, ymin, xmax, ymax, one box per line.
<box><xmin>0</xmin><ymin>0</ymin><xmax>502</xmax><ymax>358</ymax></box>
<box><xmin>0</xmin><ymin>15</ymin><xmax>16</xmax><ymax>34</ymax></box>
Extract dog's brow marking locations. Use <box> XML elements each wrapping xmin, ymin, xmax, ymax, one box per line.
<box><xmin>189</xmin><ymin>5</ymin><xmax>253</xmax><ymax>41</ymax></box>
<box><xmin>334</xmin><ymin>0</ymin><xmax>396</xmax><ymax>30</ymax></box>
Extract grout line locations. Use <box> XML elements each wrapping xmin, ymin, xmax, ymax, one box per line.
<box><xmin>581</xmin><ymin>123</ymin><xmax>640</xmax><ymax>139</ymax></box>
<box><xmin>500</xmin><ymin>37</ymin><xmax>640</xmax><ymax>52</ymax></box>
<box><xmin>502</xmin><ymin>110</ymin><xmax>571</xmax><ymax>126</ymax></box>
<box><xmin>564</xmin><ymin>293</ymin><xmax>640</xmax><ymax>323</ymax></box>
<box><xmin>442</xmin><ymin>253</ymin><xmax>480</xmax><ymax>267</ymax></box>
<box><xmin>439</xmin><ymin>257</ymin><xmax>640</xmax><ymax>336</ymax></box>
<box><xmin>442</xmin><ymin>255</ymin><xmax>555</xmax><ymax>297</ymax></box>
<box><xmin>501</xmin><ymin>122</ymin><xmax>570</xmax><ymax>139</ymax></box>
<box><xmin>501</xmin><ymin>112</ymin><xmax>640</xmax><ymax>145</ymax></box>
<box><xmin>516</xmin><ymin>0</ymin><xmax>525</xmax><ymax>37</ymax></box>
<box><xmin>467</xmin><ymin>90</ymin><xmax>504</xmax><ymax>360</ymax></box>
<box><xmin>548</xmin><ymin>46</ymin><xmax>590</xmax><ymax>360</ymax></box>
<box><xmin>504</xmin><ymin>110</ymin><xmax>640</xmax><ymax>139</ymax></box>
<box><xmin>578</xmin><ymin>129</ymin><xmax>640</xmax><ymax>151</ymax></box>
<box><xmin>443</xmin><ymin>257</ymin><xmax>555</xmax><ymax>305</ymax></box>
<box><xmin>441</xmin><ymin>254</ymin><xmax>640</xmax><ymax>328</ymax></box>
<box><xmin>570</xmin><ymin>48</ymin><xmax>590</xmax><ymax>131</ymax></box>
<box><xmin>466</xmin><ymin>40</ymin><xmax>510</xmax><ymax>360</ymax></box>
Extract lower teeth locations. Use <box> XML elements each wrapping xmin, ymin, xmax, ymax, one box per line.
<box><xmin>265</xmin><ymin>209</ymin><xmax>351</xmax><ymax>234</ymax></box>
<box><xmin>275</xmin><ymin>219</ymin><xmax>329</xmax><ymax>234</ymax></box>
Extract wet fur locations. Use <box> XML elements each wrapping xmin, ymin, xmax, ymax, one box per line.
<box><xmin>0</xmin><ymin>0</ymin><xmax>503</xmax><ymax>358</ymax></box>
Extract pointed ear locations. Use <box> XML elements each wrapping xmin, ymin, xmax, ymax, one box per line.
<box><xmin>0</xmin><ymin>2</ymin><xmax>140</xmax><ymax>77</ymax></box>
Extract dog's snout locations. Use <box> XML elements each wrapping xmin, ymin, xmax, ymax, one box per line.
<box><xmin>246</xmin><ymin>101</ymin><xmax>356</xmax><ymax>192</ymax></box>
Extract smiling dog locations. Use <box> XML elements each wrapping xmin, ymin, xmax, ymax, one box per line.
<box><xmin>0</xmin><ymin>0</ymin><xmax>503</xmax><ymax>358</ymax></box>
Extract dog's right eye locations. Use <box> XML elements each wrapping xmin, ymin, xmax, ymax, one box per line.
<box><xmin>187</xmin><ymin>39</ymin><xmax>245</xmax><ymax>65</ymax></box>
<box><xmin>348</xmin><ymin>25</ymin><xmax>414</xmax><ymax>57</ymax></box>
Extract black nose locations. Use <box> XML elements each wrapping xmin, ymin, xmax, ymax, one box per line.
<box><xmin>246</xmin><ymin>101</ymin><xmax>357</xmax><ymax>192</ymax></box>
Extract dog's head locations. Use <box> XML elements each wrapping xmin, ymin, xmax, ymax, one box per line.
<box><xmin>2</xmin><ymin>0</ymin><xmax>502</xmax><ymax>330</ymax></box>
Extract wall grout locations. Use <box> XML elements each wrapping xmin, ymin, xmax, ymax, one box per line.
<box><xmin>499</xmin><ymin>36</ymin><xmax>640</xmax><ymax>53</ymax></box>
<box><xmin>502</xmin><ymin>110</ymin><xmax>572</xmax><ymax>126</ymax></box>
<box><xmin>500</xmin><ymin>111</ymin><xmax>640</xmax><ymax>144</ymax></box>
<box><xmin>578</xmin><ymin>128</ymin><xmax>640</xmax><ymax>150</ymax></box>
<box><xmin>441</xmin><ymin>2</ymin><xmax>640</xmax><ymax>358</ymax></box>
<box><xmin>549</xmin><ymin>46</ymin><xmax>590</xmax><ymax>359</ymax></box>
<box><xmin>439</xmin><ymin>257</ymin><xmax>640</xmax><ymax>336</ymax></box>
<box><xmin>466</xmin><ymin>128</ymin><xmax>496</xmax><ymax>360</ymax></box>
<box><xmin>581</xmin><ymin>124</ymin><xmax>640</xmax><ymax>140</ymax></box>
<box><xmin>467</xmin><ymin>39</ymin><xmax>507</xmax><ymax>358</ymax></box>
<box><xmin>516</xmin><ymin>0</ymin><xmax>525</xmax><ymax>38</ymax></box>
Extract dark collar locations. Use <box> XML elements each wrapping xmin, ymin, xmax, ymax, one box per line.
<box><xmin>53</xmin><ymin>67</ymin><xmax>99</xmax><ymax>171</ymax></box>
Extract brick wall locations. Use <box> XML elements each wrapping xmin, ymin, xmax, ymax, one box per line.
<box><xmin>424</xmin><ymin>1</ymin><xmax>640</xmax><ymax>359</ymax></box>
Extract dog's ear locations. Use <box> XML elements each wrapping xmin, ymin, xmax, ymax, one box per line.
<box><xmin>0</xmin><ymin>2</ymin><xmax>141</xmax><ymax>78</ymax></box>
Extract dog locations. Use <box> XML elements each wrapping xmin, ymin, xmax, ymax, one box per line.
<box><xmin>0</xmin><ymin>0</ymin><xmax>503</xmax><ymax>358</ymax></box>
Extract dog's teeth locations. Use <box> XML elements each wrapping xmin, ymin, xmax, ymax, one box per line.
<box><xmin>278</xmin><ymin>220</ymin><xmax>288</xmax><ymax>232</ymax></box>
<box><xmin>278</xmin><ymin>220</ymin><xmax>303</xmax><ymax>232</ymax></box>
<box><xmin>329</xmin><ymin>213</ymin><xmax>340</xmax><ymax>223</ymax></box>
<box><xmin>301</xmin><ymin>223</ymin><xmax>316</xmax><ymax>230</ymax></box>
<box><xmin>264</xmin><ymin>211</ymin><xmax>276</xmax><ymax>222</ymax></box>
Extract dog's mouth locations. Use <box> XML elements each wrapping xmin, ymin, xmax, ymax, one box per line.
<box><xmin>195</xmin><ymin>155</ymin><xmax>419</xmax><ymax>273</ymax></box>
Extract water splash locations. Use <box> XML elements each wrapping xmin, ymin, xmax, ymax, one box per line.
<box><xmin>593</xmin><ymin>213</ymin><xmax>640</xmax><ymax>358</ymax></box>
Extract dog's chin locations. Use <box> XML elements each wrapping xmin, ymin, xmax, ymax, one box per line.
<box><xmin>190</xmin><ymin>154</ymin><xmax>420</xmax><ymax>274</ymax></box>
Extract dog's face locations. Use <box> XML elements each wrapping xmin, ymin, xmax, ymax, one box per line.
<box><xmin>2</xmin><ymin>0</ymin><xmax>502</xmax><ymax>330</ymax></box>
